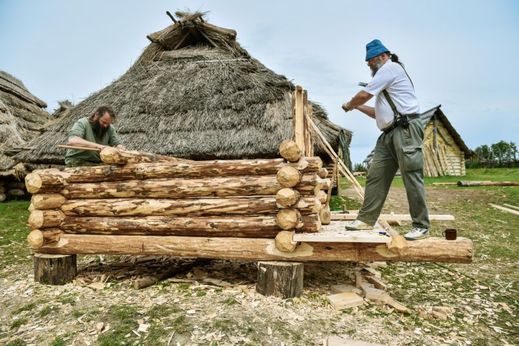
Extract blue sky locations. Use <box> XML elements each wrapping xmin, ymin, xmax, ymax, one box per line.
<box><xmin>1</xmin><ymin>0</ymin><xmax>518</xmax><ymax>163</ymax></box>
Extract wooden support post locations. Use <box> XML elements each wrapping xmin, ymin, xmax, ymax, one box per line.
<box><xmin>34</xmin><ymin>253</ymin><xmax>77</xmax><ymax>285</ymax></box>
<box><xmin>293</xmin><ymin>86</ymin><xmax>305</xmax><ymax>154</ymax></box>
<box><xmin>256</xmin><ymin>261</ymin><xmax>304</xmax><ymax>298</ymax></box>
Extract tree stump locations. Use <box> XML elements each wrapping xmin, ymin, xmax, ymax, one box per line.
<box><xmin>256</xmin><ymin>261</ymin><xmax>304</xmax><ymax>298</ymax></box>
<box><xmin>34</xmin><ymin>253</ymin><xmax>77</xmax><ymax>285</ymax></box>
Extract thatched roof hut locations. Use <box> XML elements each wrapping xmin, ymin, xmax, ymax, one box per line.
<box><xmin>16</xmin><ymin>12</ymin><xmax>351</xmax><ymax>167</ymax></box>
<box><xmin>0</xmin><ymin>71</ymin><xmax>50</xmax><ymax>177</ymax></box>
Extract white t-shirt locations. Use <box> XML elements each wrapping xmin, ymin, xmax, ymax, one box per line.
<box><xmin>364</xmin><ymin>61</ymin><xmax>420</xmax><ymax>130</ymax></box>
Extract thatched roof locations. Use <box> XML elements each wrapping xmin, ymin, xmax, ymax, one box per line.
<box><xmin>0</xmin><ymin>71</ymin><xmax>50</xmax><ymax>176</ymax></box>
<box><xmin>421</xmin><ymin>105</ymin><xmax>471</xmax><ymax>156</ymax></box>
<box><xmin>16</xmin><ymin>12</ymin><xmax>351</xmax><ymax>166</ymax></box>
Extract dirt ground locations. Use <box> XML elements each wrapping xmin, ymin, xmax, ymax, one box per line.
<box><xmin>1</xmin><ymin>186</ymin><xmax>518</xmax><ymax>345</ymax></box>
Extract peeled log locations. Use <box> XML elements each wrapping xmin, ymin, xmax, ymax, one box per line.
<box><xmin>58</xmin><ymin>175</ymin><xmax>322</xmax><ymax>199</ymax></box>
<box><xmin>320</xmin><ymin>204</ymin><xmax>331</xmax><ymax>225</ymax></box>
<box><xmin>317</xmin><ymin>190</ymin><xmax>328</xmax><ymax>204</ymax></box>
<box><xmin>27</xmin><ymin>229</ymin><xmax>62</xmax><ymax>249</ymax></box>
<box><xmin>100</xmin><ymin>147</ymin><xmax>191</xmax><ymax>165</ymax></box>
<box><xmin>32</xmin><ymin>194</ymin><xmax>66</xmax><ymax>209</ymax></box>
<box><xmin>276</xmin><ymin>209</ymin><xmax>303</xmax><ymax>230</ymax></box>
<box><xmin>36</xmin><ymin>235</ymin><xmax>474</xmax><ymax>263</ymax></box>
<box><xmin>28</xmin><ymin>210</ymin><xmax>65</xmax><ymax>229</ymax></box>
<box><xmin>279</xmin><ymin>140</ymin><xmax>302</xmax><ymax>162</ymax></box>
<box><xmin>59</xmin><ymin>214</ymin><xmax>320</xmax><ymax>236</ymax></box>
<box><xmin>26</xmin><ymin>158</ymin><xmax>323</xmax><ymax>185</ymax></box>
<box><xmin>25</xmin><ymin>170</ymin><xmax>66</xmax><ymax>194</ymax></box>
<box><xmin>276</xmin><ymin>188</ymin><xmax>300</xmax><ymax>208</ymax></box>
<box><xmin>275</xmin><ymin>231</ymin><xmax>297</xmax><ymax>252</ymax></box>
<box><xmin>61</xmin><ymin>197</ymin><xmax>320</xmax><ymax>217</ymax></box>
<box><xmin>277</xmin><ymin>166</ymin><xmax>302</xmax><ymax>188</ymax></box>
<box><xmin>317</xmin><ymin>168</ymin><xmax>329</xmax><ymax>178</ymax></box>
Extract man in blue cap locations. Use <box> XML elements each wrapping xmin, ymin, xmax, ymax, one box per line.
<box><xmin>341</xmin><ymin>39</ymin><xmax>430</xmax><ymax>240</ymax></box>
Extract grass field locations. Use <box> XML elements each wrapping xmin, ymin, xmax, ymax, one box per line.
<box><xmin>1</xmin><ymin>168</ymin><xmax>518</xmax><ymax>345</ymax></box>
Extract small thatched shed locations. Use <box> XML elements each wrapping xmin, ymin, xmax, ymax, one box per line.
<box><xmin>15</xmin><ymin>12</ymin><xmax>350</xmax><ymax>167</ymax></box>
<box><xmin>0</xmin><ymin>71</ymin><xmax>50</xmax><ymax>177</ymax></box>
<box><xmin>363</xmin><ymin>105</ymin><xmax>470</xmax><ymax>177</ymax></box>
<box><xmin>421</xmin><ymin>105</ymin><xmax>471</xmax><ymax>177</ymax></box>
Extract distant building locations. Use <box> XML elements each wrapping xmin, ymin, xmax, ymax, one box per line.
<box><xmin>363</xmin><ymin>105</ymin><xmax>471</xmax><ymax>177</ymax></box>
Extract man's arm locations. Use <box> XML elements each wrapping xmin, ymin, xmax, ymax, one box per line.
<box><xmin>355</xmin><ymin>105</ymin><xmax>375</xmax><ymax>119</ymax></box>
<box><xmin>342</xmin><ymin>90</ymin><xmax>373</xmax><ymax>113</ymax></box>
<box><xmin>68</xmin><ymin>136</ymin><xmax>107</xmax><ymax>150</ymax></box>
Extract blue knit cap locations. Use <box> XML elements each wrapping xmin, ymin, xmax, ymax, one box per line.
<box><xmin>365</xmin><ymin>39</ymin><xmax>389</xmax><ymax>61</ymax></box>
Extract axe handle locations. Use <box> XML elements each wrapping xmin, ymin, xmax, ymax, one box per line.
<box><xmin>57</xmin><ymin>144</ymin><xmax>101</xmax><ymax>152</ymax></box>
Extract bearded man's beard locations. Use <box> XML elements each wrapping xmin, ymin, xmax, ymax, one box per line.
<box><xmin>92</xmin><ymin>120</ymin><xmax>109</xmax><ymax>138</ymax></box>
<box><xmin>370</xmin><ymin>58</ymin><xmax>384</xmax><ymax>77</ymax></box>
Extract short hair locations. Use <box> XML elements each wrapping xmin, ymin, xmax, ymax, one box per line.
<box><xmin>91</xmin><ymin>106</ymin><xmax>116</xmax><ymax>121</ymax></box>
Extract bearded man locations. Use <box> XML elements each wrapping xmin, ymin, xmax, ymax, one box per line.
<box><xmin>64</xmin><ymin>106</ymin><xmax>124</xmax><ymax>166</ymax></box>
<box><xmin>341</xmin><ymin>39</ymin><xmax>430</xmax><ymax>240</ymax></box>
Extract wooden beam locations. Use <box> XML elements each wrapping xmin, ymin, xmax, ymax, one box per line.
<box><xmin>36</xmin><ymin>234</ymin><xmax>474</xmax><ymax>263</ymax></box>
<box><xmin>293</xmin><ymin>86</ymin><xmax>305</xmax><ymax>154</ymax></box>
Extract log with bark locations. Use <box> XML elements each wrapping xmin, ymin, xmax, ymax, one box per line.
<box><xmin>35</xmin><ymin>234</ymin><xmax>474</xmax><ymax>263</ymax></box>
<box><xmin>56</xmin><ymin>214</ymin><xmax>321</xmax><ymax>236</ymax></box>
<box><xmin>100</xmin><ymin>147</ymin><xmax>192</xmax><ymax>165</ymax></box>
<box><xmin>23</xmin><ymin>158</ymin><xmax>323</xmax><ymax>185</ymax></box>
<box><xmin>30</xmin><ymin>175</ymin><xmax>326</xmax><ymax>199</ymax></box>
<box><xmin>59</xmin><ymin>197</ymin><xmax>321</xmax><ymax>217</ymax></box>
<box><xmin>457</xmin><ymin>180</ymin><xmax>519</xmax><ymax>187</ymax></box>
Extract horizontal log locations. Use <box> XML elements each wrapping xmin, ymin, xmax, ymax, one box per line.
<box><xmin>58</xmin><ymin>175</ymin><xmax>324</xmax><ymax>199</ymax></box>
<box><xmin>331</xmin><ymin>212</ymin><xmax>455</xmax><ymax>222</ymax></box>
<box><xmin>100</xmin><ymin>147</ymin><xmax>192</xmax><ymax>165</ymax></box>
<box><xmin>60</xmin><ymin>197</ymin><xmax>321</xmax><ymax>217</ymax></box>
<box><xmin>25</xmin><ymin>169</ymin><xmax>65</xmax><ymax>194</ymax></box>
<box><xmin>457</xmin><ymin>180</ymin><xmax>519</xmax><ymax>187</ymax></box>
<box><xmin>23</xmin><ymin>158</ymin><xmax>323</xmax><ymax>186</ymax></box>
<box><xmin>58</xmin><ymin>214</ymin><xmax>320</xmax><ymax>236</ymax></box>
<box><xmin>27</xmin><ymin>229</ymin><xmax>62</xmax><ymax>249</ymax></box>
<box><xmin>29</xmin><ymin>210</ymin><xmax>65</xmax><ymax>229</ymax></box>
<box><xmin>31</xmin><ymin>194</ymin><xmax>66</xmax><ymax>209</ymax></box>
<box><xmin>36</xmin><ymin>235</ymin><xmax>474</xmax><ymax>263</ymax></box>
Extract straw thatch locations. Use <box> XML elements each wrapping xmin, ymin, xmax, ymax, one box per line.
<box><xmin>16</xmin><ymin>12</ymin><xmax>350</xmax><ymax>166</ymax></box>
<box><xmin>0</xmin><ymin>71</ymin><xmax>50</xmax><ymax>176</ymax></box>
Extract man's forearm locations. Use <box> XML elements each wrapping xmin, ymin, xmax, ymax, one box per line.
<box><xmin>355</xmin><ymin>105</ymin><xmax>375</xmax><ymax>119</ymax></box>
<box><xmin>68</xmin><ymin>136</ymin><xmax>106</xmax><ymax>150</ymax></box>
<box><xmin>342</xmin><ymin>90</ymin><xmax>373</xmax><ymax>112</ymax></box>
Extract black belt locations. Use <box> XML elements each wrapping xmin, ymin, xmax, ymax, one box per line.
<box><xmin>382</xmin><ymin>114</ymin><xmax>420</xmax><ymax>134</ymax></box>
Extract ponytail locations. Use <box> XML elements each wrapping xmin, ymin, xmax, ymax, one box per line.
<box><xmin>390</xmin><ymin>53</ymin><xmax>404</xmax><ymax>68</ymax></box>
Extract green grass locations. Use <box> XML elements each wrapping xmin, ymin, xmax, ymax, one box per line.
<box><xmin>0</xmin><ymin>200</ymin><xmax>31</xmax><ymax>269</ymax></box>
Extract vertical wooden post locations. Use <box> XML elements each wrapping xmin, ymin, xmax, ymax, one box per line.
<box><xmin>34</xmin><ymin>253</ymin><xmax>77</xmax><ymax>285</ymax></box>
<box><xmin>256</xmin><ymin>261</ymin><xmax>304</xmax><ymax>298</ymax></box>
<box><xmin>293</xmin><ymin>86</ymin><xmax>305</xmax><ymax>155</ymax></box>
<box><xmin>305</xmin><ymin>102</ymin><xmax>314</xmax><ymax>157</ymax></box>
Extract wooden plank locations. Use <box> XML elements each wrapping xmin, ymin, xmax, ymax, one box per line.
<box><xmin>293</xmin><ymin>228</ymin><xmax>390</xmax><ymax>244</ymax></box>
<box><xmin>304</xmin><ymin>102</ymin><xmax>314</xmax><ymax>156</ymax></box>
<box><xmin>294</xmin><ymin>86</ymin><xmax>305</xmax><ymax>154</ymax></box>
<box><xmin>330</xmin><ymin>212</ymin><xmax>455</xmax><ymax>222</ymax></box>
<box><xmin>503</xmin><ymin>203</ymin><xmax>519</xmax><ymax>211</ymax></box>
<box><xmin>36</xmin><ymin>234</ymin><xmax>474</xmax><ymax>263</ymax></box>
<box><xmin>489</xmin><ymin>204</ymin><xmax>519</xmax><ymax>216</ymax></box>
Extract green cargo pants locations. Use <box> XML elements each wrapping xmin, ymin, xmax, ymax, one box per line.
<box><xmin>357</xmin><ymin>118</ymin><xmax>430</xmax><ymax>229</ymax></box>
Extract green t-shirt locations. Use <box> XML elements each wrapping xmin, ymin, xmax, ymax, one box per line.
<box><xmin>64</xmin><ymin>117</ymin><xmax>121</xmax><ymax>166</ymax></box>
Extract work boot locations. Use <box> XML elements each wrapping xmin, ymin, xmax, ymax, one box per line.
<box><xmin>404</xmin><ymin>227</ymin><xmax>429</xmax><ymax>240</ymax></box>
<box><xmin>344</xmin><ymin>220</ymin><xmax>373</xmax><ymax>231</ymax></box>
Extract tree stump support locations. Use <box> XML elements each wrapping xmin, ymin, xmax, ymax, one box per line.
<box><xmin>256</xmin><ymin>261</ymin><xmax>304</xmax><ymax>298</ymax></box>
<box><xmin>34</xmin><ymin>253</ymin><xmax>77</xmax><ymax>285</ymax></box>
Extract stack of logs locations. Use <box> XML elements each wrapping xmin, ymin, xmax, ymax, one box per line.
<box><xmin>25</xmin><ymin>141</ymin><xmax>331</xmax><ymax>251</ymax></box>
<box><xmin>0</xmin><ymin>179</ymin><xmax>28</xmax><ymax>202</ymax></box>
